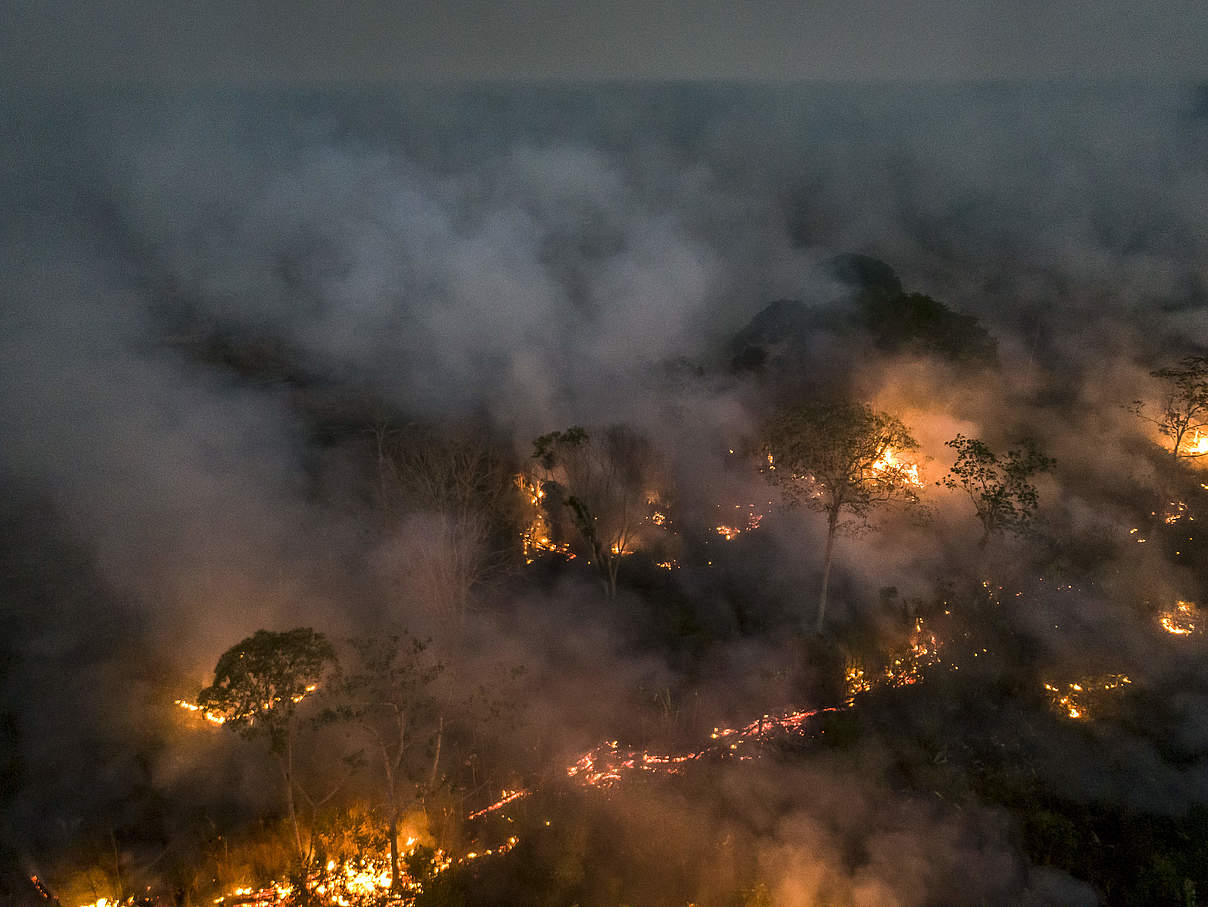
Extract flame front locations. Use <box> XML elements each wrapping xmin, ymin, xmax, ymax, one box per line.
<box><xmin>1159</xmin><ymin>600</ymin><xmax>1199</xmax><ymax>635</ymax></box>
<box><xmin>174</xmin><ymin>699</ymin><xmax>226</xmax><ymax>725</ymax></box>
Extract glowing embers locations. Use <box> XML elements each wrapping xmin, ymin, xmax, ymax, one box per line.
<box><xmin>843</xmin><ymin>664</ymin><xmax>872</xmax><ymax>704</ymax></box>
<box><xmin>466</xmin><ymin>788</ymin><xmax>525</xmax><ymax>820</ymax></box>
<box><xmin>1043</xmin><ymin>674</ymin><xmax>1132</xmax><ymax>720</ymax></box>
<box><xmin>563</xmin><ymin>704</ymin><xmax>834</xmax><ymax>792</ymax></box>
<box><xmin>843</xmin><ymin>618</ymin><xmax>943</xmax><ymax>706</ymax></box>
<box><xmin>1159</xmin><ymin>600</ymin><xmax>1200</xmax><ymax>636</ymax></box>
<box><xmin>516</xmin><ymin>472</ymin><xmax>575</xmax><ymax>564</ymax></box>
<box><xmin>28</xmin><ymin>878</ymin><xmax>54</xmax><ymax>902</ymax></box>
<box><xmin>713</xmin><ymin>502</ymin><xmax>768</xmax><ymax>541</ymax></box>
<box><xmin>707</xmin><ymin>706</ymin><xmax>828</xmax><ymax>752</ymax></box>
<box><xmin>567</xmin><ymin>739</ymin><xmax>702</xmax><ymax>788</ymax></box>
<box><xmin>199</xmin><ymin>831</ymin><xmax>519</xmax><ymax>907</ymax></box>
<box><xmin>1163</xmin><ymin>500</ymin><xmax>1192</xmax><ymax>524</ymax></box>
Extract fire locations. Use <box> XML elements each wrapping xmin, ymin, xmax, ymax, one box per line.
<box><xmin>198</xmin><ymin>833</ymin><xmax>517</xmax><ymax>907</ymax></box>
<box><xmin>466</xmin><ymin>788</ymin><xmax>525</xmax><ymax>820</ymax></box>
<box><xmin>1161</xmin><ymin>501</ymin><xmax>1193</xmax><ymax>524</ymax></box>
<box><xmin>175</xmin><ymin>684</ymin><xmax>318</xmax><ymax>727</ymax></box>
<box><xmin>457</xmin><ymin>700</ymin><xmax>840</xmax><ymax>828</ymax></box>
<box><xmin>1159</xmin><ymin>600</ymin><xmax>1199</xmax><ymax>635</ymax></box>
<box><xmin>174</xmin><ymin>698</ymin><xmax>226</xmax><ymax>725</ymax></box>
<box><xmin>516</xmin><ymin>473</ymin><xmax>576</xmax><ymax>564</ymax></box>
<box><xmin>81</xmin><ymin>824</ymin><xmax>520</xmax><ymax>907</ymax></box>
<box><xmin>565</xmin><ymin>703</ymin><xmax>837</xmax><ymax>791</ymax></box>
<box><xmin>843</xmin><ymin>617</ymin><xmax>942</xmax><ymax>706</ymax></box>
<box><xmin>712</xmin><ymin>503</ymin><xmax>768</xmax><ymax>541</ymax></box>
<box><xmin>1043</xmin><ymin>674</ymin><xmax>1132</xmax><ymax>720</ymax></box>
<box><xmin>871</xmin><ymin>446</ymin><xmax>922</xmax><ymax>486</ymax></box>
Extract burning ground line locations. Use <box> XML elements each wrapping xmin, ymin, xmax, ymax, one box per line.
<box><xmin>469</xmin><ymin>703</ymin><xmax>841</xmax><ymax>823</ymax></box>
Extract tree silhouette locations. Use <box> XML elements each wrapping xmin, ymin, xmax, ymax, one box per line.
<box><xmin>197</xmin><ymin>628</ymin><xmax>337</xmax><ymax>863</ymax></box>
<box><xmin>1132</xmin><ymin>356</ymin><xmax>1208</xmax><ymax>460</ymax></box>
<box><xmin>758</xmin><ymin>401</ymin><xmax>921</xmax><ymax>634</ymax></box>
<box><xmin>532</xmin><ymin>425</ymin><xmax>660</xmax><ymax>598</ymax></box>
<box><xmin>939</xmin><ymin>435</ymin><xmax>1054</xmax><ymax>549</ymax></box>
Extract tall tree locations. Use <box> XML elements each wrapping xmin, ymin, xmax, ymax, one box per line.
<box><xmin>196</xmin><ymin>628</ymin><xmax>337</xmax><ymax>863</ymax></box>
<box><xmin>758</xmin><ymin>401</ymin><xmax>921</xmax><ymax>634</ymax></box>
<box><xmin>372</xmin><ymin>422</ymin><xmax>520</xmax><ymax>629</ymax></box>
<box><xmin>330</xmin><ymin>633</ymin><xmax>445</xmax><ymax>896</ymax></box>
<box><xmin>532</xmin><ymin>425</ymin><xmax>661</xmax><ymax>598</ymax></box>
<box><xmin>939</xmin><ymin>435</ymin><xmax>1054</xmax><ymax>549</ymax></box>
<box><xmin>1132</xmin><ymin>356</ymin><xmax>1208</xmax><ymax>460</ymax></box>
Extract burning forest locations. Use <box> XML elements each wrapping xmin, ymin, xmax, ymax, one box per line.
<box><xmin>5</xmin><ymin>76</ymin><xmax>1208</xmax><ymax>907</ymax></box>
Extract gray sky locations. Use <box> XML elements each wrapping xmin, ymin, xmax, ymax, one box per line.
<box><xmin>5</xmin><ymin>0</ymin><xmax>1207</xmax><ymax>85</ymax></box>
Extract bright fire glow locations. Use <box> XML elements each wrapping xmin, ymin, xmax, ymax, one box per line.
<box><xmin>174</xmin><ymin>699</ymin><xmax>226</xmax><ymax>725</ymax></box>
<box><xmin>516</xmin><ymin>473</ymin><xmax>576</xmax><ymax>564</ymax></box>
<box><xmin>75</xmin><ymin>823</ymin><xmax>521</xmax><ymax>907</ymax></box>
<box><xmin>871</xmin><ymin>447</ymin><xmax>922</xmax><ymax>486</ymax></box>
<box><xmin>1159</xmin><ymin>600</ymin><xmax>1199</xmax><ymax>636</ymax></box>
<box><xmin>174</xmin><ymin>683</ymin><xmax>319</xmax><ymax>729</ymax></box>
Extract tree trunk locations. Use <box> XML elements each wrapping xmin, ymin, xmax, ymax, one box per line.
<box><xmin>110</xmin><ymin>827</ymin><xmax>124</xmax><ymax>901</ymax></box>
<box><xmin>605</xmin><ymin>553</ymin><xmax>620</xmax><ymax>599</ymax></box>
<box><xmin>388</xmin><ymin>810</ymin><xmax>402</xmax><ymax>895</ymax></box>
<box><xmin>428</xmin><ymin>715</ymin><xmax>444</xmax><ymax>790</ymax></box>
<box><xmin>816</xmin><ymin>508</ymin><xmax>839</xmax><ymax>635</ymax></box>
<box><xmin>281</xmin><ymin>721</ymin><xmax>306</xmax><ymax>865</ymax></box>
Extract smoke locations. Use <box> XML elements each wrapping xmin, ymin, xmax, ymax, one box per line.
<box><xmin>3</xmin><ymin>81</ymin><xmax>1208</xmax><ymax>898</ymax></box>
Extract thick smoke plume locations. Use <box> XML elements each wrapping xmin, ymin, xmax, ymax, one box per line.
<box><xmin>3</xmin><ymin>82</ymin><xmax>1208</xmax><ymax>901</ymax></box>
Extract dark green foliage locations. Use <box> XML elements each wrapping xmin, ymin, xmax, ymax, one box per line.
<box><xmin>831</xmin><ymin>254</ymin><xmax>997</xmax><ymax>363</ymax></box>
<box><xmin>825</xmin><ymin>253</ymin><xmax>904</xmax><ymax>299</ymax></box>
<box><xmin>859</xmin><ymin>291</ymin><xmax>998</xmax><ymax>362</ymax></box>
<box><xmin>197</xmin><ymin>629</ymin><xmax>336</xmax><ymax>753</ymax></box>
<box><xmin>531</xmin><ymin>427</ymin><xmax>589</xmax><ymax>471</ymax></box>
<box><xmin>730</xmin><ymin>256</ymin><xmax>997</xmax><ymax>374</ymax></box>
<box><xmin>939</xmin><ymin>435</ymin><xmax>1054</xmax><ymax>548</ymax></box>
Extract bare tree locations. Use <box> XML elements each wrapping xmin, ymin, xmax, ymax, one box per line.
<box><xmin>372</xmin><ymin>422</ymin><xmax>519</xmax><ymax>628</ymax></box>
<box><xmin>330</xmin><ymin>633</ymin><xmax>445</xmax><ymax>896</ymax></box>
<box><xmin>758</xmin><ymin>401</ymin><xmax>921</xmax><ymax>634</ymax></box>
<box><xmin>531</xmin><ymin>425</ymin><xmax>662</xmax><ymax>598</ymax></box>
